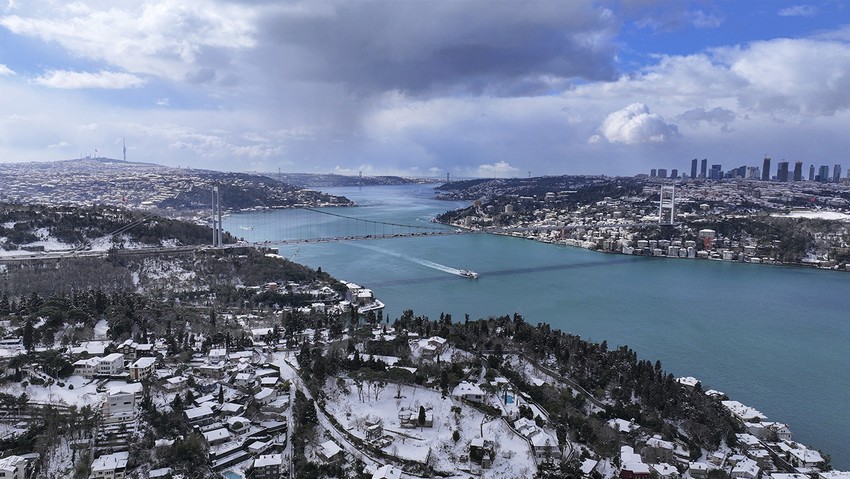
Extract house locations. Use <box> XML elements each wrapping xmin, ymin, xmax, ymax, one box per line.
<box><xmin>651</xmin><ymin>463</ymin><xmax>679</xmax><ymax>479</ymax></box>
<box><xmin>451</xmin><ymin>381</ymin><xmax>485</xmax><ymax>403</ymax></box>
<box><xmin>581</xmin><ymin>459</ymin><xmax>599</xmax><ymax>477</ymax></box>
<box><xmin>208</xmin><ymin>348</ymin><xmax>228</xmax><ymax>363</ymax></box>
<box><xmin>254</xmin><ymin>387</ymin><xmax>277</xmax><ymax>405</ymax></box>
<box><xmin>642</xmin><ymin>435</ymin><xmax>675</xmax><ymax>464</ymax></box>
<box><xmin>731</xmin><ymin>458</ymin><xmax>760</xmax><ymax>479</ymax></box>
<box><xmin>365</xmin><ymin>421</ymin><xmax>383</xmax><ymax>441</ymax></box>
<box><xmin>250</xmin><ymin>328</ymin><xmax>274</xmax><ymax>344</ymax></box>
<box><xmin>233</xmin><ymin>372</ymin><xmax>255</xmax><ymax>388</ymax></box>
<box><xmin>687</xmin><ymin>462</ymin><xmax>709</xmax><ymax>479</ymax></box>
<box><xmin>201</xmin><ymin>428</ymin><xmax>231</xmax><ymax>446</ymax></box>
<box><xmin>128</xmin><ymin>357</ymin><xmax>157</xmax><ymax>382</ymax></box>
<box><xmin>226</xmin><ymin>416</ymin><xmax>250</xmax><ymax>433</ymax></box>
<box><xmin>469</xmin><ymin>437</ymin><xmax>496</xmax><ymax>468</ymax></box>
<box><xmin>253</xmin><ymin>454</ymin><xmax>283</xmax><ymax>479</ymax></box>
<box><xmin>148</xmin><ymin>468</ymin><xmax>172</xmax><ymax>479</ymax></box>
<box><xmin>184</xmin><ymin>406</ymin><xmax>214</xmax><ymax>426</ymax></box>
<box><xmin>514</xmin><ymin>418</ymin><xmax>559</xmax><ymax>461</ymax></box>
<box><xmin>98</xmin><ymin>353</ymin><xmax>125</xmax><ymax>377</ymax></box>
<box><xmin>220</xmin><ymin>402</ymin><xmax>246</xmax><ymax>417</ymax></box>
<box><xmin>621</xmin><ymin>446</ymin><xmax>651</xmax><ymax>479</ymax></box>
<box><xmin>89</xmin><ymin>451</ymin><xmax>129</xmax><ymax>479</ymax></box>
<box><xmin>164</xmin><ymin>376</ymin><xmax>187</xmax><ymax>391</ymax></box>
<box><xmin>73</xmin><ymin>353</ymin><xmax>125</xmax><ymax>378</ymax></box>
<box><xmin>103</xmin><ymin>390</ymin><xmax>135</xmax><ymax>417</ymax></box>
<box><xmin>787</xmin><ymin>447</ymin><xmax>824</xmax><ymax>469</ymax></box>
<box><xmin>317</xmin><ymin>440</ymin><xmax>343</xmax><ymax>462</ymax></box>
<box><xmin>372</xmin><ymin>465</ymin><xmax>402</xmax><ymax>479</ymax></box>
<box><xmin>0</xmin><ymin>455</ymin><xmax>27</xmax><ymax>479</ymax></box>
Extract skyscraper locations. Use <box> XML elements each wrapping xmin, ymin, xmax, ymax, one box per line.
<box><xmin>809</xmin><ymin>164</ymin><xmax>815</xmax><ymax>181</ymax></box>
<box><xmin>691</xmin><ymin>159</ymin><xmax>698</xmax><ymax>179</ymax></box>
<box><xmin>818</xmin><ymin>165</ymin><xmax>829</xmax><ymax>182</ymax></box>
<box><xmin>793</xmin><ymin>161</ymin><xmax>803</xmax><ymax>181</ymax></box>
<box><xmin>777</xmin><ymin>161</ymin><xmax>789</xmax><ymax>182</ymax></box>
<box><xmin>700</xmin><ymin>159</ymin><xmax>707</xmax><ymax>178</ymax></box>
<box><xmin>709</xmin><ymin>164</ymin><xmax>722</xmax><ymax>180</ymax></box>
<box><xmin>650</xmin><ymin>169</ymin><xmax>657</xmax><ymax>177</ymax></box>
<box><xmin>834</xmin><ymin>164</ymin><xmax>842</xmax><ymax>183</ymax></box>
<box><xmin>658</xmin><ymin>168</ymin><xmax>668</xmax><ymax>178</ymax></box>
<box><xmin>762</xmin><ymin>157</ymin><xmax>771</xmax><ymax>181</ymax></box>
<box><xmin>671</xmin><ymin>169</ymin><xmax>678</xmax><ymax>179</ymax></box>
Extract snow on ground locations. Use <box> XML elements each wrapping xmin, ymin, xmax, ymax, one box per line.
<box><xmin>138</xmin><ymin>257</ymin><xmax>196</xmax><ymax>289</ymax></box>
<box><xmin>0</xmin><ymin>375</ymin><xmax>104</xmax><ymax>408</ymax></box>
<box><xmin>323</xmin><ymin>381</ymin><xmax>536</xmax><ymax>477</ymax></box>
<box><xmin>773</xmin><ymin>211</ymin><xmax>850</xmax><ymax>221</ymax></box>
<box><xmin>93</xmin><ymin>319</ymin><xmax>109</xmax><ymax>340</ymax></box>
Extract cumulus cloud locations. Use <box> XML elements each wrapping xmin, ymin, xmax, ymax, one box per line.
<box><xmin>33</xmin><ymin>70</ymin><xmax>145</xmax><ymax>89</ymax></box>
<box><xmin>778</xmin><ymin>5</ymin><xmax>818</xmax><ymax>17</ymax></box>
<box><xmin>0</xmin><ymin>63</ymin><xmax>14</xmax><ymax>75</ymax></box>
<box><xmin>0</xmin><ymin>1</ymin><xmax>257</xmax><ymax>82</ymax></box>
<box><xmin>477</xmin><ymin>161</ymin><xmax>519</xmax><ymax>177</ymax></box>
<box><xmin>47</xmin><ymin>140</ymin><xmax>71</xmax><ymax>149</ymax></box>
<box><xmin>596</xmin><ymin>103</ymin><xmax>678</xmax><ymax>144</ymax></box>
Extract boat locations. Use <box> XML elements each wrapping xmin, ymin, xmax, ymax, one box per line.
<box><xmin>239</xmin><ymin>226</ymin><xmax>254</xmax><ymax>231</ymax></box>
<box><xmin>458</xmin><ymin>269</ymin><xmax>479</xmax><ymax>279</ymax></box>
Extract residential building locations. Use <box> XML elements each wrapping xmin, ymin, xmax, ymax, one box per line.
<box><xmin>793</xmin><ymin>161</ymin><xmax>803</xmax><ymax>181</ymax></box>
<box><xmin>834</xmin><ymin>164</ymin><xmax>842</xmax><ymax>183</ymax></box>
<box><xmin>700</xmin><ymin>159</ymin><xmax>707</xmax><ymax>178</ymax></box>
<box><xmin>128</xmin><ymin>357</ymin><xmax>156</xmax><ymax>382</ymax></box>
<box><xmin>89</xmin><ymin>451</ymin><xmax>129</xmax><ymax>479</ymax></box>
<box><xmin>691</xmin><ymin>159</ymin><xmax>698</xmax><ymax>179</ymax></box>
<box><xmin>777</xmin><ymin>161</ymin><xmax>789</xmax><ymax>182</ymax></box>
<box><xmin>372</xmin><ymin>465</ymin><xmax>402</xmax><ymax>479</ymax></box>
<box><xmin>0</xmin><ymin>455</ymin><xmax>26</xmax><ymax>479</ymax></box>
<box><xmin>317</xmin><ymin>440</ymin><xmax>343</xmax><ymax>462</ymax></box>
<box><xmin>451</xmin><ymin>381</ymin><xmax>485</xmax><ymax>403</ymax></box>
<box><xmin>762</xmin><ymin>157</ymin><xmax>771</xmax><ymax>181</ymax></box>
<box><xmin>253</xmin><ymin>454</ymin><xmax>283</xmax><ymax>479</ymax></box>
<box><xmin>73</xmin><ymin>353</ymin><xmax>125</xmax><ymax>378</ymax></box>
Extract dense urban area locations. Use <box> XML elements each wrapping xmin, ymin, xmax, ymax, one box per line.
<box><xmin>0</xmin><ymin>158</ymin><xmax>848</xmax><ymax>479</ymax></box>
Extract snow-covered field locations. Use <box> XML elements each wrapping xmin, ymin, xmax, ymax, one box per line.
<box><xmin>772</xmin><ymin>211</ymin><xmax>850</xmax><ymax>221</ymax></box>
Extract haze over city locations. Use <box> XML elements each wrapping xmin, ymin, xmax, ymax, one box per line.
<box><xmin>1</xmin><ymin>1</ymin><xmax>850</xmax><ymax>177</ymax></box>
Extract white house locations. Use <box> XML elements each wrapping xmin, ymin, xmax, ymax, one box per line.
<box><xmin>90</xmin><ymin>451</ymin><xmax>129</xmax><ymax>479</ymax></box>
<box><xmin>254</xmin><ymin>387</ymin><xmax>277</xmax><ymax>405</ymax></box>
<box><xmin>184</xmin><ymin>406</ymin><xmax>214</xmax><ymax>426</ymax></box>
<box><xmin>372</xmin><ymin>465</ymin><xmax>402</xmax><ymax>479</ymax></box>
<box><xmin>97</xmin><ymin>353</ymin><xmax>125</xmax><ymax>377</ymax></box>
<box><xmin>451</xmin><ymin>381</ymin><xmax>485</xmax><ymax>403</ymax></box>
<box><xmin>73</xmin><ymin>353</ymin><xmax>125</xmax><ymax>378</ymax></box>
<box><xmin>253</xmin><ymin>454</ymin><xmax>283</xmax><ymax>479</ymax></box>
<box><xmin>103</xmin><ymin>390</ymin><xmax>135</xmax><ymax>417</ymax></box>
<box><xmin>128</xmin><ymin>357</ymin><xmax>156</xmax><ymax>382</ymax></box>
<box><xmin>0</xmin><ymin>455</ymin><xmax>26</xmax><ymax>479</ymax></box>
<box><xmin>787</xmin><ymin>448</ymin><xmax>824</xmax><ymax>469</ymax></box>
<box><xmin>317</xmin><ymin>440</ymin><xmax>343</xmax><ymax>462</ymax></box>
<box><xmin>731</xmin><ymin>458</ymin><xmax>760</xmax><ymax>479</ymax></box>
<box><xmin>202</xmin><ymin>428</ymin><xmax>231</xmax><ymax>446</ymax></box>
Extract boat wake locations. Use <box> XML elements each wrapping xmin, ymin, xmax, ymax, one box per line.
<box><xmin>348</xmin><ymin>243</ymin><xmax>468</xmax><ymax>277</ymax></box>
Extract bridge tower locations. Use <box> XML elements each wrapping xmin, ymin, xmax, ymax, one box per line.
<box><xmin>658</xmin><ymin>185</ymin><xmax>675</xmax><ymax>226</ymax></box>
<box><xmin>211</xmin><ymin>186</ymin><xmax>223</xmax><ymax>247</ymax></box>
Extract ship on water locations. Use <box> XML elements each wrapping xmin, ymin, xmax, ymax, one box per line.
<box><xmin>458</xmin><ymin>269</ymin><xmax>479</xmax><ymax>279</ymax></box>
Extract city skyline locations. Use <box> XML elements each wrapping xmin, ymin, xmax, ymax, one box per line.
<box><xmin>1</xmin><ymin>1</ymin><xmax>850</xmax><ymax>177</ymax></box>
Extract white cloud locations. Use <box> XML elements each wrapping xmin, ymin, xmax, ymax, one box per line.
<box><xmin>778</xmin><ymin>5</ymin><xmax>818</xmax><ymax>17</ymax></box>
<box><xmin>477</xmin><ymin>161</ymin><xmax>519</xmax><ymax>177</ymax></box>
<box><xmin>155</xmin><ymin>98</ymin><xmax>170</xmax><ymax>107</ymax></box>
<box><xmin>0</xmin><ymin>63</ymin><xmax>14</xmax><ymax>75</ymax></box>
<box><xmin>33</xmin><ymin>70</ymin><xmax>145</xmax><ymax>89</ymax></box>
<box><xmin>597</xmin><ymin>103</ymin><xmax>678</xmax><ymax>144</ymax></box>
<box><xmin>0</xmin><ymin>1</ymin><xmax>258</xmax><ymax>82</ymax></box>
<box><xmin>47</xmin><ymin>140</ymin><xmax>71</xmax><ymax>149</ymax></box>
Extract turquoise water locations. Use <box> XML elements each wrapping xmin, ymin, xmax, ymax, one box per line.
<box><xmin>225</xmin><ymin>184</ymin><xmax>850</xmax><ymax>468</ymax></box>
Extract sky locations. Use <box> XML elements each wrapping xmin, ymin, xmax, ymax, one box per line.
<box><xmin>1</xmin><ymin>0</ymin><xmax>850</xmax><ymax>178</ymax></box>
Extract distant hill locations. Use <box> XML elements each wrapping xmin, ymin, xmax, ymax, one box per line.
<box><xmin>277</xmin><ymin>172</ymin><xmax>438</xmax><ymax>187</ymax></box>
<box><xmin>0</xmin><ymin>158</ymin><xmax>353</xmax><ymax>213</ymax></box>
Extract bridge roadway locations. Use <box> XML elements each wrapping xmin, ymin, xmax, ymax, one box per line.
<box><xmin>0</xmin><ymin>222</ymin><xmax>658</xmax><ymax>263</ymax></box>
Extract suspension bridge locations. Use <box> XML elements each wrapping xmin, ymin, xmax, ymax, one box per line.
<box><xmin>229</xmin><ymin>207</ymin><xmax>475</xmax><ymax>246</ymax></box>
<box><xmin>223</xmin><ymin>206</ymin><xmax>653</xmax><ymax>247</ymax></box>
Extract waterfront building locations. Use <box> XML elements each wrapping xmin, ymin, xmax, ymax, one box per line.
<box><xmin>762</xmin><ymin>157</ymin><xmax>771</xmax><ymax>181</ymax></box>
<box><xmin>793</xmin><ymin>161</ymin><xmax>803</xmax><ymax>181</ymax></box>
